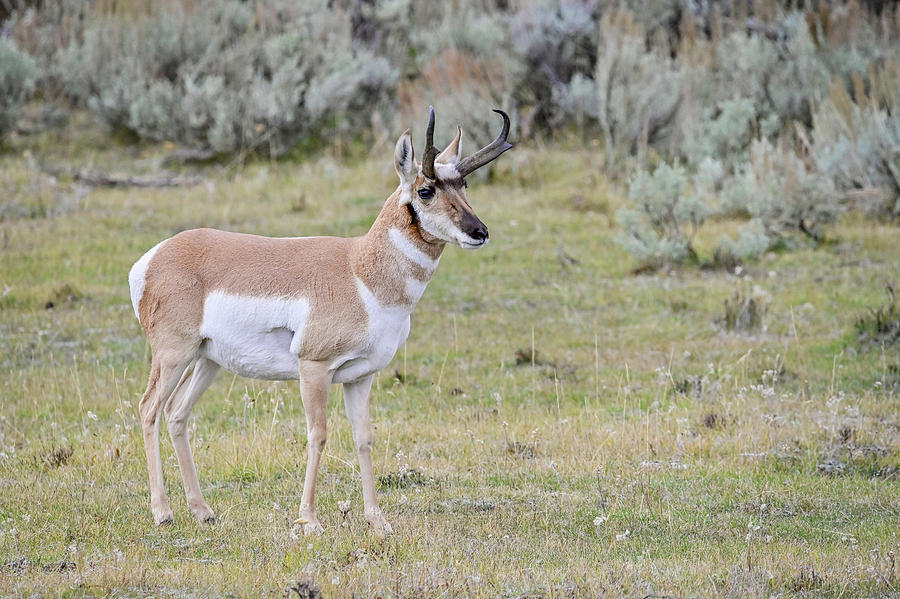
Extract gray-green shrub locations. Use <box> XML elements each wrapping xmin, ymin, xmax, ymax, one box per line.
<box><xmin>594</xmin><ymin>11</ymin><xmax>682</xmax><ymax>168</ymax></box>
<box><xmin>0</xmin><ymin>38</ymin><xmax>39</xmax><ymax>138</ymax></box>
<box><xmin>6</xmin><ymin>0</ymin><xmax>900</xmax><ymax>214</ymax></box>
<box><xmin>51</xmin><ymin>1</ymin><xmax>397</xmax><ymax>156</ymax></box>
<box><xmin>682</xmin><ymin>97</ymin><xmax>776</xmax><ymax>173</ymax></box>
<box><xmin>811</xmin><ymin>81</ymin><xmax>900</xmax><ymax>219</ymax></box>
<box><xmin>720</xmin><ymin>138</ymin><xmax>841</xmax><ymax>259</ymax></box>
<box><xmin>617</xmin><ymin>162</ymin><xmax>709</xmax><ymax>267</ymax></box>
<box><xmin>506</xmin><ymin>0</ymin><xmax>599</xmax><ymax>133</ymax></box>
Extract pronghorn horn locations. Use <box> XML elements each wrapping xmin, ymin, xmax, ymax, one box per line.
<box><xmin>422</xmin><ymin>105</ymin><xmax>439</xmax><ymax>181</ymax></box>
<box><xmin>455</xmin><ymin>109</ymin><xmax>513</xmax><ymax>177</ymax></box>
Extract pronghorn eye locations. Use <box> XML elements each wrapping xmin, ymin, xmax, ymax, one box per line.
<box><xmin>417</xmin><ymin>187</ymin><xmax>435</xmax><ymax>201</ymax></box>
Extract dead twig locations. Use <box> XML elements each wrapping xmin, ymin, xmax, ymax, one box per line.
<box><xmin>36</xmin><ymin>164</ymin><xmax>203</xmax><ymax>188</ymax></box>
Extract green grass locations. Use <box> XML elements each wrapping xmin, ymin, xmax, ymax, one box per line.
<box><xmin>0</xmin><ymin>124</ymin><xmax>898</xmax><ymax>598</ymax></box>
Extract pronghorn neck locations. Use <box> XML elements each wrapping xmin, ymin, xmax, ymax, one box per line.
<box><xmin>351</xmin><ymin>188</ymin><xmax>445</xmax><ymax>309</ymax></box>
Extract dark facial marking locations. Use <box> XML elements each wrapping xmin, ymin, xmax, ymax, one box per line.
<box><xmin>435</xmin><ymin>177</ymin><xmax>465</xmax><ymax>190</ymax></box>
<box><xmin>458</xmin><ymin>201</ymin><xmax>488</xmax><ymax>241</ymax></box>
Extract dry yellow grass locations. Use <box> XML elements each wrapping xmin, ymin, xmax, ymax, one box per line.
<box><xmin>0</xmin><ymin>124</ymin><xmax>898</xmax><ymax>597</ymax></box>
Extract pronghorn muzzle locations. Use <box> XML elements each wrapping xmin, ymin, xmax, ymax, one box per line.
<box><xmin>463</xmin><ymin>213</ymin><xmax>489</xmax><ymax>245</ymax></box>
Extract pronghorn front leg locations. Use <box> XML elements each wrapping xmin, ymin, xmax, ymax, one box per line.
<box><xmin>343</xmin><ymin>375</ymin><xmax>393</xmax><ymax>538</ymax></box>
<box><xmin>295</xmin><ymin>360</ymin><xmax>332</xmax><ymax>535</ymax></box>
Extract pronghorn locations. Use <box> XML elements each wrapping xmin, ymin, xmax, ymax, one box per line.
<box><xmin>128</xmin><ymin>107</ymin><xmax>512</xmax><ymax>537</ymax></box>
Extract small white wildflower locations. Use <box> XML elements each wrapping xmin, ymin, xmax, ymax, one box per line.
<box><xmin>615</xmin><ymin>529</ymin><xmax>630</xmax><ymax>541</ymax></box>
<box><xmin>593</xmin><ymin>514</ymin><xmax>608</xmax><ymax>532</ymax></box>
<box><xmin>746</xmin><ymin>521</ymin><xmax>761</xmax><ymax>541</ymax></box>
<box><xmin>86</xmin><ymin>411</ymin><xmax>98</xmax><ymax>421</ymax></box>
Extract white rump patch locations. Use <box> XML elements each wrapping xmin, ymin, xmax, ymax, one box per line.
<box><xmin>199</xmin><ymin>292</ymin><xmax>311</xmax><ymax>380</ymax></box>
<box><xmin>388</xmin><ymin>228</ymin><xmax>440</xmax><ymax>272</ymax></box>
<box><xmin>128</xmin><ymin>239</ymin><xmax>166</xmax><ymax>320</ymax></box>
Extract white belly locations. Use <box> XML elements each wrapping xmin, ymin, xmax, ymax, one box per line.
<box><xmin>199</xmin><ymin>292</ymin><xmax>309</xmax><ymax>380</ymax></box>
<box><xmin>197</xmin><ymin>285</ymin><xmax>413</xmax><ymax>385</ymax></box>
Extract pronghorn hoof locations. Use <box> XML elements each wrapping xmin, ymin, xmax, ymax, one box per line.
<box><xmin>365</xmin><ymin>510</ymin><xmax>393</xmax><ymax>539</ymax></box>
<box><xmin>195</xmin><ymin>511</ymin><xmax>216</xmax><ymax>524</ymax></box>
<box><xmin>190</xmin><ymin>503</ymin><xmax>216</xmax><ymax>524</ymax></box>
<box><xmin>293</xmin><ymin>517</ymin><xmax>324</xmax><ymax>536</ymax></box>
<box><xmin>154</xmin><ymin>511</ymin><xmax>174</xmax><ymax>526</ymax></box>
<box><xmin>372</xmin><ymin>520</ymin><xmax>393</xmax><ymax>539</ymax></box>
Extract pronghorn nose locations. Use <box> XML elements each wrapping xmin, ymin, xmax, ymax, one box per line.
<box><xmin>471</xmin><ymin>224</ymin><xmax>489</xmax><ymax>242</ymax></box>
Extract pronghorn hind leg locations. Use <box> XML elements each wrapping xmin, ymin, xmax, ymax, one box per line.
<box><xmin>343</xmin><ymin>374</ymin><xmax>393</xmax><ymax>538</ymax></box>
<box><xmin>165</xmin><ymin>357</ymin><xmax>220</xmax><ymax>523</ymax></box>
<box><xmin>295</xmin><ymin>360</ymin><xmax>332</xmax><ymax>536</ymax></box>
<box><xmin>139</xmin><ymin>353</ymin><xmax>193</xmax><ymax>525</ymax></box>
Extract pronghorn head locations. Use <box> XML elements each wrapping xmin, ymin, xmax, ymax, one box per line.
<box><xmin>394</xmin><ymin>107</ymin><xmax>512</xmax><ymax>249</ymax></box>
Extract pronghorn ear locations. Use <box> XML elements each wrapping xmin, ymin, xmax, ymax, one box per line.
<box><xmin>436</xmin><ymin>125</ymin><xmax>463</xmax><ymax>165</ymax></box>
<box><xmin>394</xmin><ymin>129</ymin><xmax>417</xmax><ymax>196</ymax></box>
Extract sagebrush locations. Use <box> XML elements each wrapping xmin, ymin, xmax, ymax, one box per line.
<box><xmin>0</xmin><ymin>38</ymin><xmax>39</xmax><ymax>138</ymax></box>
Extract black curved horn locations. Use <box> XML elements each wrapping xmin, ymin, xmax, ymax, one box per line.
<box><xmin>422</xmin><ymin>106</ymin><xmax>439</xmax><ymax>180</ymax></box>
<box><xmin>455</xmin><ymin>109</ymin><xmax>513</xmax><ymax>177</ymax></box>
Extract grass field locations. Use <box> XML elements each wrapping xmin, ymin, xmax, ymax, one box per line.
<box><xmin>1</xmin><ymin>121</ymin><xmax>898</xmax><ymax>598</ymax></box>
